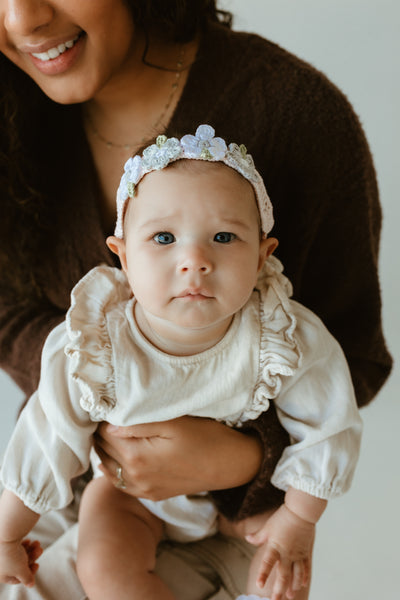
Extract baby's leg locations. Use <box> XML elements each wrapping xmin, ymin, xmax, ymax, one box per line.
<box><xmin>219</xmin><ymin>511</ymin><xmax>313</xmax><ymax>600</ymax></box>
<box><xmin>77</xmin><ymin>476</ymin><xmax>175</xmax><ymax>599</ymax></box>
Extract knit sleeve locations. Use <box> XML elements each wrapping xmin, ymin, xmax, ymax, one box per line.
<box><xmin>0</xmin><ymin>298</ymin><xmax>65</xmax><ymax>399</ymax></box>
<box><xmin>0</xmin><ymin>121</ymin><xmax>111</xmax><ymax>403</ymax></box>
<box><xmin>273</xmin><ymin>68</ymin><xmax>392</xmax><ymax>408</ymax></box>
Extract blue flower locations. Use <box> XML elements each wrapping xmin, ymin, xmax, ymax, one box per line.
<box><xmin>181</xmin><ymin>124</ymin><xmax>227</xmax><ymax>160</ymax></box>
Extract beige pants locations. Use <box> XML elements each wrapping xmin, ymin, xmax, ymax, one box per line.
<box><xmin>0</xmin><ymin>477</ymin><xmax>255</xmax><ymax>599</ymax></box>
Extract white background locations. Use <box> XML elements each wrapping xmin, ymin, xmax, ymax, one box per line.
<box><xmin>1</xmin><ymin>1</ymin><xmax>399</xmax><ymax>599</ymax></box>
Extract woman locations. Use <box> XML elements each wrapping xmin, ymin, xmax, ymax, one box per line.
<box><xmin>0</xmin><ymin>1</ymin><xmax>392</xmax><ymax>598</ymax></box>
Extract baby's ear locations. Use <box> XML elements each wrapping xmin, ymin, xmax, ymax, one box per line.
<box><xmin>106</xmin><ymin>236</ymin><xmax>128</xmax><ymax>272</ymax></box>
<box><xmin>258</xmin><ymin>236</ymin><xmax>279</xmax><ymax>271</ymax></box>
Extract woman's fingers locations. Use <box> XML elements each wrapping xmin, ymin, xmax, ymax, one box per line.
<box><xmin>93</xmin><ymin>424</ymin><xmax>133</xmax><ymax>466</ymax></box>
<box><xmin>99</xmin><ymin>421</ymin><xmax>169</xmax><ymax>439</ymax></box>
<box><xmin>94</xmin><ymin>416</ymin><xmax>262</xmax><ymax>499</ymax></box>
<box><xmin>93</xmin><ymin>437</ymin><xmax>119</xmax><ymax>467</ymax></box>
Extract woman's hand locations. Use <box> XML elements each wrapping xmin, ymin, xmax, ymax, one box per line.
<box><xmin>94</xmin><ymin>416</ymin><xmax>263</xmax><ymax>501</ymax></box>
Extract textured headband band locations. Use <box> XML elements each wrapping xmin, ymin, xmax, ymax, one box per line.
<box><xmin>115</xmin><ymin>124</ymin><xmax>274</xmax><ymax>238</ymax></box>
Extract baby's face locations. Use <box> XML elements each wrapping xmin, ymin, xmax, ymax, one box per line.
<box><xmin>118</xmin><ymin>162</ymin><xmax>275</xmax><ymax>343</ymax></box>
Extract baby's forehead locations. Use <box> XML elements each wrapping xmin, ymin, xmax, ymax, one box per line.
<box><xmin>126</xmin><ymin>160</ymin><xmax>260</xmax><ymax>227</ymax></box>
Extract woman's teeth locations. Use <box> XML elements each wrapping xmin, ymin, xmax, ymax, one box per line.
<box><xmin>32</xmin><ymin>36</ymin><xmax>79</xmax><ymax>61</ymax></box>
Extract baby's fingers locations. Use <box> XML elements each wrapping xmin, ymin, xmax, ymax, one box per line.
<box><xmin>257</xmin><ymin>546</ymin><xmax>280</xmax><ymax>590</ymax></box>
<box><xmin>22</xmin><ymin>539</ymin><xmax>43</xmax><ymax>566</ymax></box>
<box><xmin>285</xmin><ymin>559</ymin><xmax>309</xmax><ymax>599</ymax></box>
<box><xmin>246</xmin><ymin>527</ymin><xmax>270</xmax><ymax>547</ymax></box>
<box><xmin>294</xmin><ymin>558</ymin><xmax>310</xmax><ymax>590</ymax></box>
<box><xmin>270</xmin><ymin>558</ymin><xmax>293</xmax><ymax>600</ymax></box>
<box><xmin>14</xmin><ymin>566</ymin><xmax>35</xmax><ymax>588</ymax></box>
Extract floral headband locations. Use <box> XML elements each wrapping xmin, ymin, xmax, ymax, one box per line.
<box><xmin>115</xmin><ymin>124</ymin><xmax>274</xmax><ymax>238</ymax></box>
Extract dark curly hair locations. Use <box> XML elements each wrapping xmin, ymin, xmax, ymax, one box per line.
<box><xmin>125</xmin><ymin>0</ymin><xmax>232</xmax><ymax>41</ymax></box>
<box><xmin>0</xmin><ymin>2</ymin><xmax>232</xmax><ymax>293</ymax></box>
<box><xmin>0</xmin><ymin>0</ymin><xmax>231</xmax><ymax>206</ymax></box>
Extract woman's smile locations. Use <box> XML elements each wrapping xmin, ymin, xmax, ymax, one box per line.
<box><xmin>31</xmin><ymin>33</ymin><xmax>81</xmax><ymax>62</ymax></box>
<box><xmin>28</xmin><ymin>32</ymin><xmax>85</xmax><ymax>75</ymax></box>
<box><xmin>0</xmin><ymin>0</ymin><xmax>137</xmax><ymax>103</ymax></box>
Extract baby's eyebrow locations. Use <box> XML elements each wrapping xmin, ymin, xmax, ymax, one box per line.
<box><xmin>217</xmin><ymin>218</ymin><xmax>252</xmax><ymax>230</ymax></box>
<box><xmin>137</xmin><ymin>216</ymin><xmax>175</xmax><ymax>229</ymax></box>
<box><xmin>136</xmin><ymin>215</ymin><xmax>252</xmax><ymax>231</ymax></box>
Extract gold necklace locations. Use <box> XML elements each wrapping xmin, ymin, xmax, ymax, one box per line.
<box><xmin>86</xmin><ymin>46</ymin><xmax>185</xmax><ymax>151</ymax></box>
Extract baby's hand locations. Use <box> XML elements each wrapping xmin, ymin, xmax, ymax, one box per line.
<box><xmin>0</xmin><ymin>538</ymin><xmax>42</xmax><ymax>587</ymax></box>
<box><xmin>246</xmin><ymin>504</ymin><xmax>314</xmax><ymax>600</ymax></box>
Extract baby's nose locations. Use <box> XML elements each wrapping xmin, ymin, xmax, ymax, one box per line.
<box><xmin>178</xmin><ymin>246</ymin><xmax>213</xmax><ymax>274</ymax></box>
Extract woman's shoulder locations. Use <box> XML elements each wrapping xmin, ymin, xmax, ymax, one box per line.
<box><xmin>206</xmin><ymin>23</ymin><xmax>342</xmax><ymax>92</ymax></box>
<box><xmin>200</xmin><ymin>22</ymin><xmax>360</xmax><ymax>133</ymax></box>
<box><xmin>187</xmin><ymin>22</ymin><xmax>365</xmax><ymax>185</ymax></box>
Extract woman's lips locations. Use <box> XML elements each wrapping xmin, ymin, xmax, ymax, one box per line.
<box><xmin>31</xmin><ymin>34</ymin><xmax>80</xmax><ymax>61</ymax></box>
<box><xmin>27</xmin><ymin>32</ymin><xmax>84</xmax><ymax>75</ymax></box>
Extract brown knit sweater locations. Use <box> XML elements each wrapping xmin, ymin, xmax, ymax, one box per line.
<box><xmin>0</xmin><ymin>22</ymin><xmax>392</xmax><ymax>520</ymax></box>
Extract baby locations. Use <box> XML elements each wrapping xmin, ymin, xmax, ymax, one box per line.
<box><xmin>0</xmin><ymin>125</ymin><xmax>362</xmax><ymax>600</ymax></box>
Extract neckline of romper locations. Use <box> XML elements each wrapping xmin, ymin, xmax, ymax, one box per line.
<box><xmin>65</xmin><ymin>259</ymin><xmax>302</xmax><ymax>423</ymax></box>
<box><xmin>124</xmin><ymin>298</ymin><xmax>241</xmax><ymax>365</ymax></box>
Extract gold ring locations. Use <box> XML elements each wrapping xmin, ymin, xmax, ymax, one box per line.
<box><xmin>115</xmin><ymin>464</ymin><xmax>127</xmax><ymax>489</ymax></box>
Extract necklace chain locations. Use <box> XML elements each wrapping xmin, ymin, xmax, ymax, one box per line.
<box><xmin>86</xmin><ymin>46</ymin><xmax>185</xmax><ymax>151</ymax></box>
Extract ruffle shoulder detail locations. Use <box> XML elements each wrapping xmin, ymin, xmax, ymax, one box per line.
<box><xmin>240</xmin><ymin>256</ymin><xmax>302</xmax><ymax>424</ymax></box>
<box><xmin>64</xmin><ymin>266</ymin><xmax>132</xmax><ymax>421</ymax></box>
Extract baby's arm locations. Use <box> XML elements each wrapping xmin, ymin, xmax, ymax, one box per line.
<box><xmin>246</xmin><ymin>488</ymin><xmax>326</xmax><ymax>600</ymax></box>
<box><xmin>0</xmin><ymin>490</ymin><xmax>41</xmax><ymax>587</ymax></box>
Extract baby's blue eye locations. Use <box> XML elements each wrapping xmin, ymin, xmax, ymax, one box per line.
<box><xmin>214</xmin><ymin>232</ymin><xmax>236</xmax><ymax>243</ymax></box>
<box><xmin>153</xmin><ymin>232</ymin><xmax>175</xmax><ymax>245</ymax></box>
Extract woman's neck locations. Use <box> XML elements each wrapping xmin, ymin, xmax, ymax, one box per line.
<box><xmin>83</xmin><ymin>35</ymin><xmax>198</xmax><ymax>150</ymax></box>
<box><xmin>81</xmin><ymin>34</ymin><xmax>199</xmax><ymax>234</ymax></box>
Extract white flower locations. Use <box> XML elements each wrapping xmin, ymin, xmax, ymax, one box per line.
<box><xmin>226</xmin><ymin>143</ymin><xmax>257</xmax><ymax>182</ymax></box>
<box><xmin>142</xmin><ymin>135</ymin><xmax>182</xmax><ymax>171</ymax></box>
<box><xmin>181</xmin><ymin>124</ymin><xmax>227</xmax><ymax>160</ymax></box>
<box><xmin>114</xmin><ymin>124</ymin><xmax>274</xmax><ymax>239</ymax></box>
<box><xmin>124</xmin><ymin>155</ymin><xmax>143</xmax><ymax>181</ymax></box>
<box><xmin>118</xmin><ymin>155</ymin><xmax>143</xmax><ymax>199</ymax></box>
